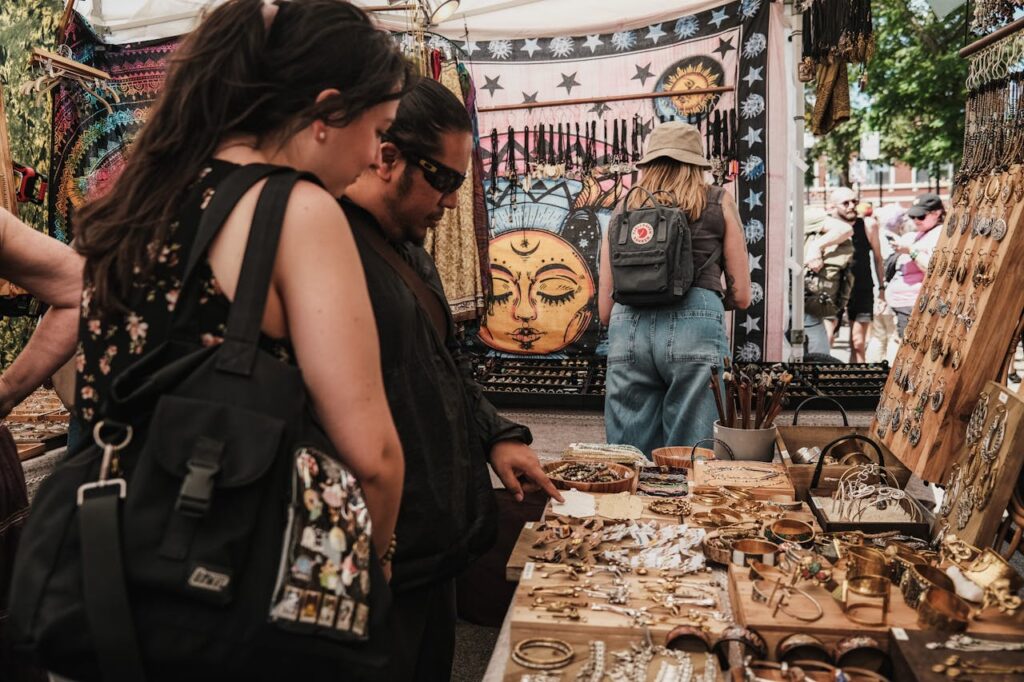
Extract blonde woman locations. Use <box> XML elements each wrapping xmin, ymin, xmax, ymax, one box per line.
<box><xmin>598</xmin><ymin>122</ymin><xmax>751</xmax><ymax>455</ymax></box>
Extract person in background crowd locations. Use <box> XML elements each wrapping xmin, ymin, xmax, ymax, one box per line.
<box><xmin>68</xmin><ymin>0</ymin><xmax>411</xmax><ymax>673</ymax></box>
<box><xmin>598</xmin><ymin>121</ymin><xmax>751</xmax><ymax>454</ymax></box>
<box><xmin>0</xmin><ymin>207</ymin><xmax>82</xmax><ymax>682</ymax></box>
<box><xmin>343</xmin><ymin>78</ymin><xmax>562</xmax><ymax>682</ymax></box>
<box><xmin>887</xmin><ymin>193</ymin><xmax>945</xmax><ymax>336</ymax></box>
<box><xmin>845</xmin><ymin>200</ymin><xmax>884</xmax><ymax>363</ymax></box>
<box><xmin>802</xmin><ymin>200</ymin><xmax>853</xmax><ymax>358</ymax></box>
<box><xmin>865</xmin><ymin>204</ymin><xmax>907</xmax><ymax>363</ymax></box>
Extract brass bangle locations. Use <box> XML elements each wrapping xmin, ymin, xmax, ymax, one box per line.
<box><xmin>764</xmin><ymin>519</ymin><xmax>815</xmax><ymax>546</ymax></box>
<box><xmin>778</xmin><ymin>586</ymin><xmax>824</xmax><ymax>622</ymax></box>
<box><xmin>719</xmin><ymin>485</ymin><xmax>753</xmax><ymax>501</ymax></box>
<box><xmin>702</xmin><ymin>534</ymin><xmax>732</xmax><ymax>565</ymax></box>
<box><xmin>833</xmin><ymin>635</ymin><xmax>889</xmax><ymax>675</ymax></box>
<box><xmin>709</xmin><ymin>507</ymin><xmax>744</xmax><ymax>525</ymax></box>
<box><xmin>692</xmin><ymin>492</ymin><xmax>725</xmax><ymax>506</ymax></box>
<box><xmin>843</xmin><ymin>602</ymin><xmax>888</xmax><ymax>627</ymax></box>
<box><xmin>844</xmin><ymin>545</ymin><xmax>888</xmax><ymax>580</ymax></box>
<box><xmin>847</xmin><ymin>575</ymin><xmax>890</xmax><ymax>599</ymax></box>
<box><xmin>917</xmin><ymin>586</ymin><xmax>970</xmax><ymax>633</ymax></box>
<box><xmin>712</xmin><ymin>625</ymin><xmax>767</xmax><ymax>670</ymax></box>
<box><xmin>664</xmin><ymin>624</ymin><xmax>713</xmax><ymax>653</ymax></box>
<box><xmin>730</xmin><ymin>538</ymin><xmax>779</xmax><ymax>567</ymax></box>
<box><xmin>511</xmin><ymin>637</ymin><xmax>575</xmax><ymax>671</ymax></box>
<box><xmin>776</xmin><ymin>633</ymin><xmax>833</xmax><ymax>665</ymax></box>
<box><xmin>901</xmin><ymin>564</ymin><xmax>956</xmax><ymax>610</ymax></box>
<box><xmin>749</xmin><ymin>559</ymin><xmax>787</xmax><ymax>584</ymax></box>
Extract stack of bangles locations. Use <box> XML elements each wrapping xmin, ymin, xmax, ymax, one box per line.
<box><xmin>751</xmin><ymin>578</ymin><xmax>824</xmax><ymax>622</ymax></box>
<box><xmin>511</xmin><ymin>638</ymin><xmax>575</xmax><ymax>671</ymax></box>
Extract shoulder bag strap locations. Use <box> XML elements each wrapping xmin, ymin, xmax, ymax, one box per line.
<box><xmin>216</xmin><ymin>170</ymin><xmax>319</xmax><ymax>376</ymax></box>
<box><xmin>356</xmin><ymin>222</ymin><xmax>448</xmax><ymax>342</ymax></box>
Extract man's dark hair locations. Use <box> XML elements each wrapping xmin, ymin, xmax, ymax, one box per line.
<box><xmin>388</xmin><ymin>78</ymin><xmax>472</xmax><ymax>159</ymax></box>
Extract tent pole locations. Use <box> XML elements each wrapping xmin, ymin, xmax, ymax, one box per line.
<box><xmin>786</xmin><ymin>4</ymin><xmax>805</xmax><ymax>361</ymax></box>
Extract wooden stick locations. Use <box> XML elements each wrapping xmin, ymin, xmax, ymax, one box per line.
<box><xmin>959</xmin><ymin>15</ymin><xmax>1024</xmax><ymax>59</ymax></box>
<box><xmin>762</xmin><ymin>375</ymin><xmax>793</xmax><ymax>428</ymax></box>
<box><xmin>709</xmin><ymin>368</ymin><xmax>726</xmax><ymax>426</ymax></box>
<box><xmin>754</xmin><ymin>379</ymin><xmax>768</xmax><ymax>429</ymax></box>
<box><xmin>724</xmin><ymin>372</ymin><xmax>736</xmax><ymax>429</ymax></box>
<box><xmin>740</xmin><ymin>378</ymin><xmax>752</xmax><ymax>430</ymax></box>
<box><xmin>30</xmin><ymin>48</ymin><xmax>111</xmax><ymax>81</ymax></box>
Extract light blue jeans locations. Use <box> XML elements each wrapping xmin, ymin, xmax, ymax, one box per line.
<box><xmin>804</xmin><ymin>313</ymin><xmax>830</xmax><ymax>356</ymax></box>
<box><xmin>605</xmin><ymin>288</ymin><xmax>728</xmax><ymax>457</ymax></box>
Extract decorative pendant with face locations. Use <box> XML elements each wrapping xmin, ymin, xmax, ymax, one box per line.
<box><xmin>478</xmin><ymin>229</ymin><xmax>596</xmax><ymax>354</ymax></box>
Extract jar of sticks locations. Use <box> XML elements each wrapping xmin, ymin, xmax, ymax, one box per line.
<box><xmin>708</xmin><ymin>361</ymin><xmax>793</xmax><ymax>462</ymax></box>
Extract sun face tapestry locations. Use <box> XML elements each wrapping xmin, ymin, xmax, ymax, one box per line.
<box><xmin>460</xmin><ymin>0</ymin><xmax>788</xmax><ymax>362</ymax></box>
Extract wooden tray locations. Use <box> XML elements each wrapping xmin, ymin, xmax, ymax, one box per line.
<box><xmin>775</xmin><ymin>425</ymin><xmax>911</xmax><ymax>500</ymax></box>
<box><xmin>510</xmin><ymin>563</ymin><xmax>727</xmax><ymax>641</ymax></box>
<box><xmin>502</xmin><ymin>630</ymin><xmax>723</xmax><ymax>681</ymax></box>
<box><xmin>728</xmin><ymin>565</ymin><xmax>1024</xmax><ymax>657</ymax></box>
<box><xmin>16</xmin><ymin>442</ymin><xmax>45</xmax><ymax>461</ymax></box>
<box><xmin>692</xmin><ymin>460</ymin><xmax>795</xmax><ymax>501</ymax></box>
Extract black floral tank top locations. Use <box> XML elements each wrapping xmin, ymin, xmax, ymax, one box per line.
<box><xmin>75</xmin><ymin>160</ymin><xmax>293</xmax><ymax>425</ymax></box>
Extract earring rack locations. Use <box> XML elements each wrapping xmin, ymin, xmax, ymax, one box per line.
<box><xmin>932</xmin><ymin>381</ymin><xmax>1024</xmax><ymax>548</ymax></box>
<box><xmin>872</xmin><ymin>26</ymin><xmax>1024</xmax><ymax>483</ymax></box>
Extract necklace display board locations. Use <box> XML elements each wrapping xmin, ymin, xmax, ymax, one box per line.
<box><xmin>932</xmin><ymin>381</ymin><xmax>1024</xmax><ymax>547</ymax></box>
<box><xmin>692</xmin><ymin>461</ymin><xmax>795</xmax><ymax>501</ymax></box>
<box><xmin>872</xmin><ymin>167</ymin><xmax>1024</xmax><ymax>483</ymax></box>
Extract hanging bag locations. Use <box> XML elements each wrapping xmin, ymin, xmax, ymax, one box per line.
<box><xmin>8</xmin><ymin>166</ymin><xmax>391</xmax><ymax>681</ymax></box>
<box><xmin>609</xmin><ymin>186</ymin><xmax>719</xmax><ymax>307</ymax></box>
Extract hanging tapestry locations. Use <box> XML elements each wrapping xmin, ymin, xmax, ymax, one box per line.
<box><xmin>48</xmin><ymin>15</ymin><xmax>180</xmax><ymax>243</ymax></box>
<box><xmin>459</xmin><ymin>0</ymin><xmax>788</xmax><ymax>361</ymax></box>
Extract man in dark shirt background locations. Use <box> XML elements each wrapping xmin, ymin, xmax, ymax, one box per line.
<box><xmin>343</xmin><ymin>78</ymin><xmax>562</xmax><ymax>681</ymax></box>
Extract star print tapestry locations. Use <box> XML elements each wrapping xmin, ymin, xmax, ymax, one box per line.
<box><xmin>48</xmin><ymin>15</ymin><xmax>180</xmax><ymax>243</ymax></box>
<box><xmin>461</xmin><ymin>0</ymin><xmax>788</xmax><ymax>363</ymax></box>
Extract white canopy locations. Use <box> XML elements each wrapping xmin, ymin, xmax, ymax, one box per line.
<box><xmin>74</xmin><ymin>0</ymin><xmax>724</xmax><ymax>44</ymax></box>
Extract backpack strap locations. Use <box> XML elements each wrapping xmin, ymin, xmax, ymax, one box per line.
<box><xmin>216</xmin><ymin>171</ymin><xmax>319</xmax><ymax>376</ymax></box>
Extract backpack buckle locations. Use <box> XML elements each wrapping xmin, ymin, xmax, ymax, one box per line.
<box><xmin>175</xmin><ymin>437</ymin><xmax>225</xmax><ymax>517</ymax></box>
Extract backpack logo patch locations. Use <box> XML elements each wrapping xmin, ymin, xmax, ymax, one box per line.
<box><xmin>630</xmin><ymin>222</ymin><xmax>654</xmax><ymax>245</ymax></box>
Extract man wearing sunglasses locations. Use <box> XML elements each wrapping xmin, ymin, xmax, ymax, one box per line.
<box><xmin>342</xmin><ymin>78</ymin><xmax>561</xmax><ymax>681</ymax></box>
<box><xmin>886</xmin><ymin>192</ymin><xmax>945</xmax><ymax>336</ymax></box>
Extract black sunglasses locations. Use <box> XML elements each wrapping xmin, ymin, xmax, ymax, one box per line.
<box><xmin>385</xmin><ymin>136</ymin><xmax>466</xmax><ymax>195</ymax></box>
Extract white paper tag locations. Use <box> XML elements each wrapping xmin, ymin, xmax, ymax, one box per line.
<box><xmin>998</xmin><ymin>391</ymin><xmax>1009</xmax><ymax>404</ymax></box>
<box><xmin>525</xmin><ymin>522</ymin><xmax>535</xmax><ymax>530</ymax></box>
<box><xmin>891</xmin><ymin>627</ymin><xmax>908</xmax><ymax>641</ymax></box>
<box><xmin>523</xmin><ymin>562</ymin><xmax>535</xmax><ymax>580</ymax></box>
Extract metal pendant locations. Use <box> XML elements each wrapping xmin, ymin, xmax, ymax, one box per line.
<box><xmin>991</xmin><ymin>218</ymin><xmax>1007</xmax><ymax>241</ymax></box>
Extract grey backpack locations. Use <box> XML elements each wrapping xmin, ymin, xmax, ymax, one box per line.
<box><xmin>610</xmin><ymin>186</ymin><xmax>717</xmax><ymax>307</ymax></box>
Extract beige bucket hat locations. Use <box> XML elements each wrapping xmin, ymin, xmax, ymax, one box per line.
<box><xmin>637</xmin><ymin>121</ymin><xmax>711</xmax><ymax>169</ymax></box>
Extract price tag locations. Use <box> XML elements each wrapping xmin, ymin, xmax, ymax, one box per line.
<box><xmin>999</xmin><ymin>391</ymin><xmax>1009</xmax><ymax>404</ymax></box>
<box><xmin>525</xmin><ymin>522</ymin><xmax>535</xmax><ymax>530</ymax></box>
<box><xmin>891</xmin><ymin>627</ymin><xmax>908</xmax><ymax>641</ymax></box>
<box><xmin>523</xmin><ymin>562</ymin><xmax>536</xmax><ymax>580</ymax></box>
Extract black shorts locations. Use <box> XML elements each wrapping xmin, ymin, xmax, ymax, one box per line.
<box><xmin>846</xmin><ymin>290</ymin><xmax>874</xmax><ymax>323</ymax></box>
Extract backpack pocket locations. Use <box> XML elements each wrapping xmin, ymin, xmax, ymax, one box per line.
<box><xmin>611</xmin><ymin>248</ymin><xmax>671</xmax><ymax>298</ymax></box>
<box><xmin>122</xmin><ymin>395</ymin><xmax>285</xmax><ymax>609</ymax></box>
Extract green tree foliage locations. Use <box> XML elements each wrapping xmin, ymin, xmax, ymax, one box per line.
<box><xmin>805</xmin><ymin>0</ymin><xmax>969</xmax><ymax>187</ymax></box>
<box><xmin>0</xmin><ymin>1</ymin><xmax>60</xmax><ymax>368</ymax></box>
<box><xmin>864</xmin><ymin>0</ymin><xmax>969</xmax><ymax>177</ymax></box>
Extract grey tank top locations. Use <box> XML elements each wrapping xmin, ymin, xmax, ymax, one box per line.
<box><xmin>689</xmin><ymin>186</ymin><xmax>726</xmax><ymax>294</ymax></box>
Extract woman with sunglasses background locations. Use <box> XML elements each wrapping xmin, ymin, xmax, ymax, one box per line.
<box><xmin>886</xmin><ymin>192</ymin><xmax>946</xmax><ymax>336</ymax></box>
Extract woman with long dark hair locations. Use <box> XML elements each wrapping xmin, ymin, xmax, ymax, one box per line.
<box><xmin>41</xmin><ymin>0</ymin><xmax>410</xmax><ymax>676</ymax></box>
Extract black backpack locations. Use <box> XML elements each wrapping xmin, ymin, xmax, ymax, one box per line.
<box><xmin>609</xmin><ymin>186</ymin><xmax>718</xmax><ymax>307</ymax></box>
<box><xmin>7</xmin><ymin>166</ymin><xmax>392</xmax><ymax>681</ymax></box>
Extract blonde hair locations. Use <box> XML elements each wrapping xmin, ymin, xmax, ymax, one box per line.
<box><xmin>628</xmin><ymin>159</ymin><xmax>708</xmax><ymax>221</ymax></box>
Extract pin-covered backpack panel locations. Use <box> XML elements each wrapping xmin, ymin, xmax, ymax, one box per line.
<box><xmin>609</xmin><ymin>187</ymin><xmax>695</xmax><ymax>307</ymax></box>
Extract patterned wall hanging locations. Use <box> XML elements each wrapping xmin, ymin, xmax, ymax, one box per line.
<box><xmin>460</xmin><ymin>0</ymin><xmax>787</xmax><ymax>361</ymax></box>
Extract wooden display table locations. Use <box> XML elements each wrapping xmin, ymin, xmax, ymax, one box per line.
<box><xmin>890</xmin><ymin>630</ymin><xmax>1024</xmax><ymax>682</ymax></box>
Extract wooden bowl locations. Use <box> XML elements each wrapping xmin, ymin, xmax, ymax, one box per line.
<box><xmin>652</xmin><ymin>446</ymin><xmax>716</xmax><ymax>469</ymax></box>
<box><xmin>543</xmin><ymin>461</ymin><xmax>635</xmax><ymax>493</ymax></box>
